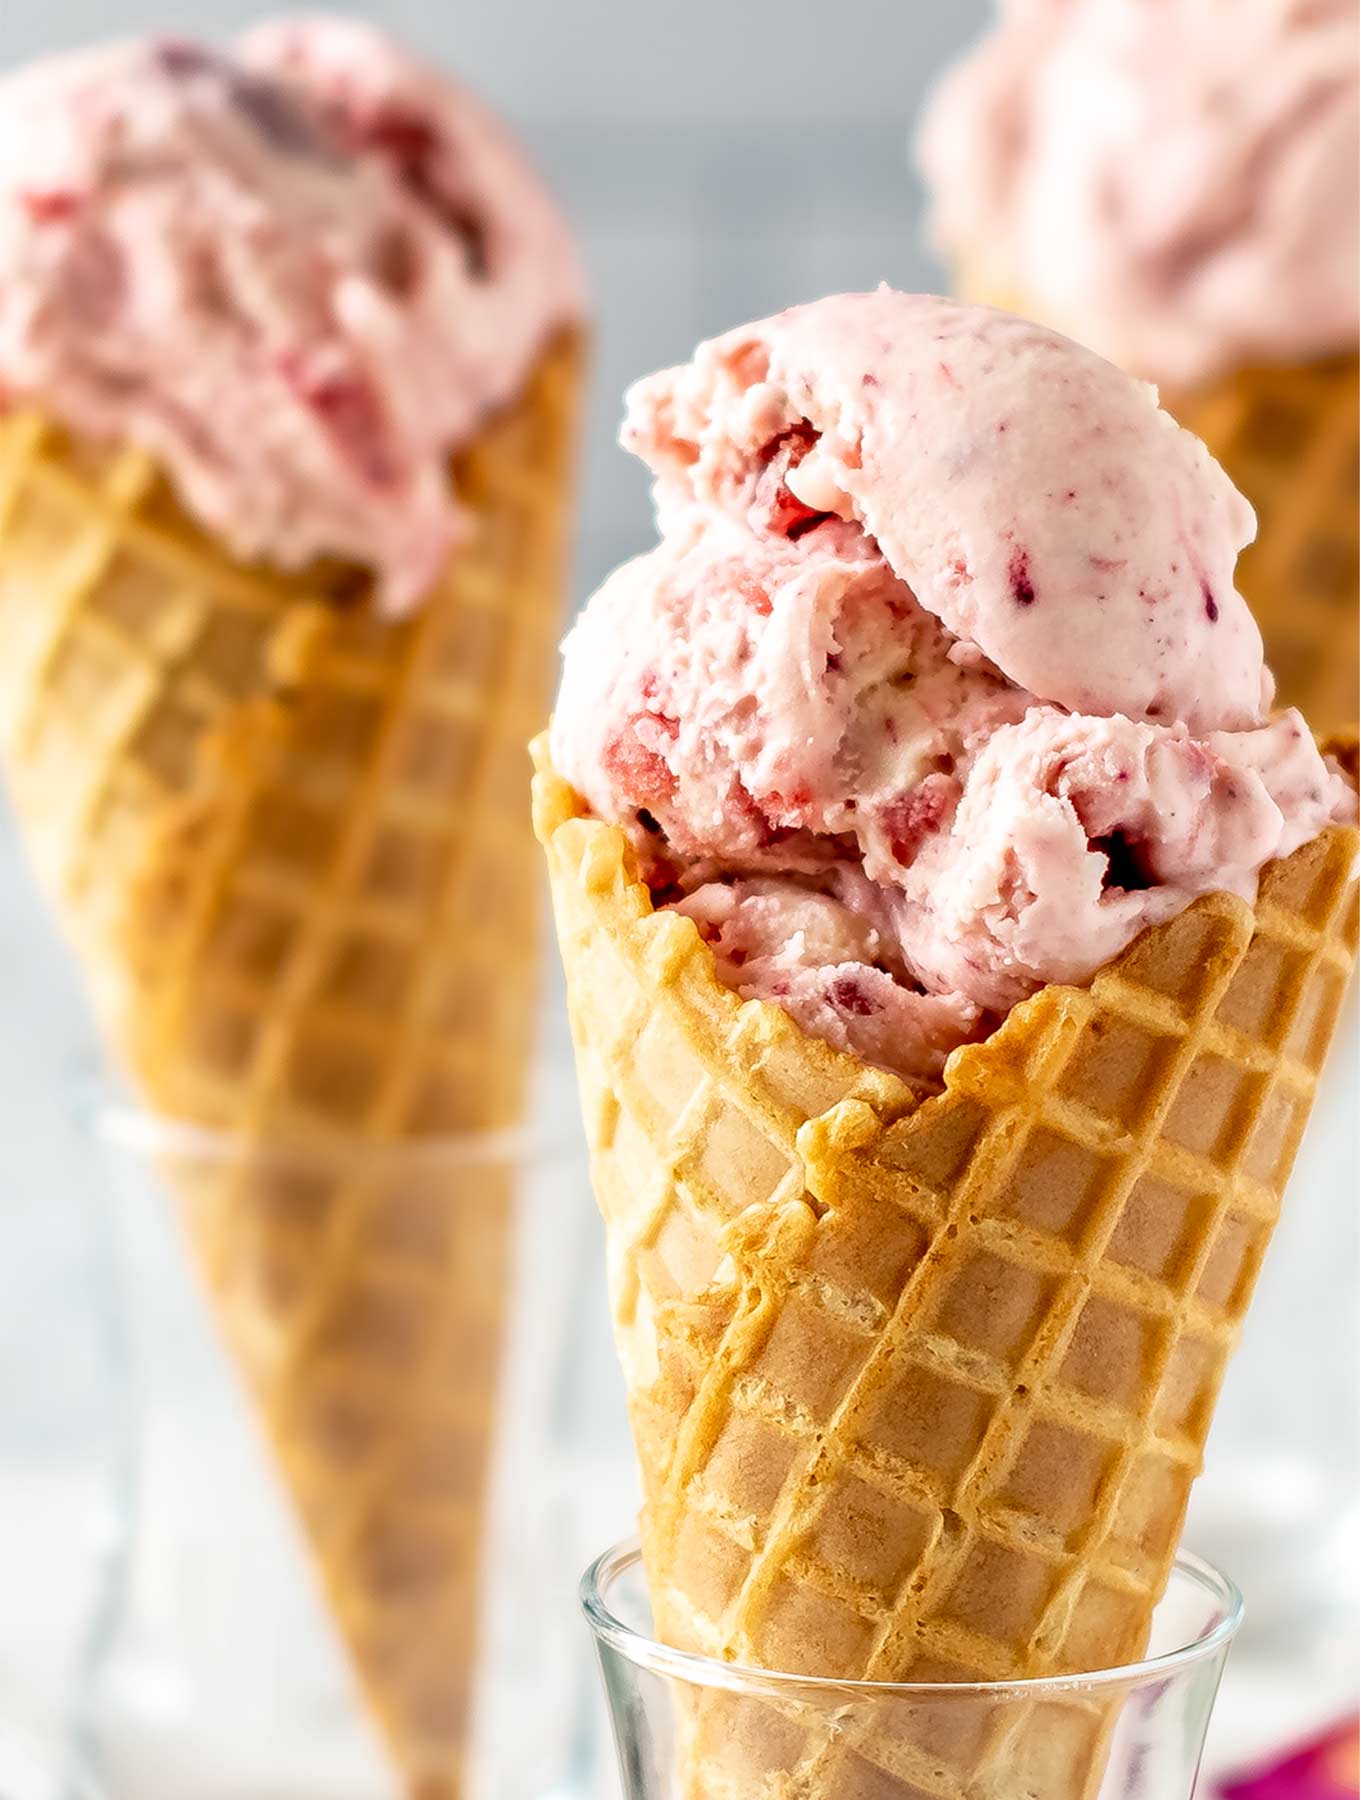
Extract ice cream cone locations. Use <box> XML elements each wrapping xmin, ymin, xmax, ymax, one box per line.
<box><xmin>0</xmin><ymin>329</ymin><xmax>581</xmax><ymax>1799</ymax></box>
<box><xmin>1162</xmin><ymin>355</ymin><xmax>1358</xmax><ymax>733</ymax></box>
<box><xmin>534</xmin><ymin>733</ymin><xmax>1359</xmax><ymax>1797</ymax></box>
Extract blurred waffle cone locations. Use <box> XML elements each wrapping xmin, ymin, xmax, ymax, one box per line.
<box><xmin>1162</xmin><ymin>355</ymin><xmax>1358</xmax><ymax>733</ymax></box>
<box><xmin>534</xmin><ymin>734</ymin><xmax>1359</xmax><ymax>1799</ymax></box>
<box><xmin>0</xmin><ymin>330</ymin><xmax>582</xmax><ymax>1799</ymax></box>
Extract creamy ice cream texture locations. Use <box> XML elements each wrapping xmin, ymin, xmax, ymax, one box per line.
<box><xmin>917</xmin><ymin>0</ymin><xmax>1360</xmax><ymax>387</ymax></box>
<box><xmin>0</xmin><ymin>18</ymin><xmax>582</xmax><ymax>611</ymax></box>
<box><xmin>552</xmin><ymin>290</ymin><xmax>1355</xmax><ymax>1083</ymax></box>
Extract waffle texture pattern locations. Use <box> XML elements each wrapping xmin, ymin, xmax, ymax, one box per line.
<box><xmin>535</xmin><ymin>735</ymin><xmax>1359</xmax><ymax>1799</ymax></box>
<box><xmin>0</xmin><ymin>332</ymin><xmax>581</xmax><ymax>1800</ymax></box>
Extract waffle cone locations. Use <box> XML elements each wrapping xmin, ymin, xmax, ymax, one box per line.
<box><xmin>0</xmin><ymin>330</ymin><xmax>582</xmax><ymax>1799</ymax></box>
<box><xmin>1162</xmin><ymin>356</ymin><xmax>1358</xmax><ymax>733</ymax></box>
<box><xmin>534</xmin><ymin>735</ymin><xmax>1359</xmax><ymax>1798</ymax></box>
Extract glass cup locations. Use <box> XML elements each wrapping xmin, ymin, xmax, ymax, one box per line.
<box><xmin>82</xmin><ymin>1083</ymin><xmax>595</xmax><ymax>1800</ymax></box>
<box><xmin>582</xmin><ymin>1539</ymin><xmax>1243</xmax><ymax>1800</ymax></box>
<box><xmin>0</xmin><ymin>1074</ymin><xmax>124</xmax><ymax>1785</ymax></box>
<box><xmin>0</xmin><ymin>1719</ymin><xmax>102</xmax><ymax>1800</ymax></box>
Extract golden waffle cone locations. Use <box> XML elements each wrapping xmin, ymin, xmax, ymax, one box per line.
<box><xmin>533</xmin><ymin>735</ymin><xmax>1360</xmax><ymax>1799</ymax></box>
<box><xmin>1162</xmin><ymin>356</ymin><xmax>1358</xmax><ymax>733</ymax></box>
<box><xmin>0</xmin><ymin>330</ymin><xmax>582</xmax><ymax>1800</ymax></box>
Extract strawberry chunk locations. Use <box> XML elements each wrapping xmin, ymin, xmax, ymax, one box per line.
<box><xmin>881</xmin><ymin>773</ymin><xmax>958</xmax><ymax>866</ymax></box>
<box><xmin>276</xmin><ymin>354</ymin><xmax>395</xmax><ymax>485</ymax></box>
<box><xmin>830</xmin><ymin>973</ymin><xmax>878</xmax><ymax>1016</ymax></box>
<box><xmin>601</xmin><ymin>712</ymin><xmax>678</xmax><ymax>805</ymax></box>
<box><xmin>752</xmin><ymin>423</ymin><xmax>832</xmax><ymax>540</ymax></box>
<box><xmin>19</xmin><ymin>189</ymin><xmax>80</xmax><ymax>224</ymax></box>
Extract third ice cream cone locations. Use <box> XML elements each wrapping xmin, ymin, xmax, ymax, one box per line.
<box><xmin>917</xmin><ymin>0</ymin><xmax>1360</xmax><ymax>733</ymax></box>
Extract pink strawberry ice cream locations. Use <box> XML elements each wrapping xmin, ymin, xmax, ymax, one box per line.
<box><xmin>917</xmin><ymin>0</ymin><xmax>1360</xmax><ymax>387</ymax></box>
<box><xmin>551</xmin><ymin>291</ymin><xmax>1355</xmax><ymax>1084</ymax></box>
<box><xmin>0</xmin><ymin>20</ymin><xmax>582</xmax><ymax>612</ymax></box>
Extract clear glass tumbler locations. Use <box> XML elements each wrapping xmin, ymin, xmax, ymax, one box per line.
<box><xmin>84</xmin><ymin>1085</ymin><xmax>593</xmax><ymax>1800</ymax></box>
<box><xmin>583</xmin><ymin>1540</ymin><xmax>1243</xmax><ymax>1800</ymax></box>
<box><xmin>0</xmin><ymin>1719</ymin><xmax>102</xmax><ymax>1800</ymax></box>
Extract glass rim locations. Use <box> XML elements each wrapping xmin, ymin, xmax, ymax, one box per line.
<box><xmin>580</xmin><ymin>1537</ymin><xmax>1244</xmax><ymax>1700</ymax></box>
<box><xmin>64</xmin><ymin>1044</ymin><xmax>591</xmax><ymax>1165</ymax></box>
<box><xmin>91</xmin><ymin>1101</ymin><xmax>533</xmax><ymax>1166</ymax></box>
<box><xmin>71</xmin><ymin>1067</ymin><xmax>542</xmax><ymax>1167</ymax></box>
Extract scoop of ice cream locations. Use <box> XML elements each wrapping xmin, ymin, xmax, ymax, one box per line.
<box><xmin>622</xmin><ymin>291</ymin><xmax>1267</xmax><ymax>734</ymax></box>
<box><xmin>674</xmin><ymin>879</ymin><xmax>985</xmax><ymax>1076</ymax></box>
<box><xmin>0</xmin><ymin>23</ymin><xmax>582</xmax><ymax>611</ymax></box>
<box><xmin>917</xmin><ymin>0</ymin><xmax>1360</xmax><ymax>387</ymax></box>
<box><xmin>242</xmin><ymin>17</ymin><xmax>581</xmax><ymax>420</ymax></box>
<box><xmin>889</xmin><ymin>707</ymin><xmax>1343</xmax><ymax>1013</ymax></box>
<box><xmin>552</xmin><ymin>292</ymin><xmax>1355</xmax><ymax>1083</ymax></box>
<box><xmin>554</xmin><ymin>508</ymin><xmax>1035</xmax><ymax>874</ymax></box>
